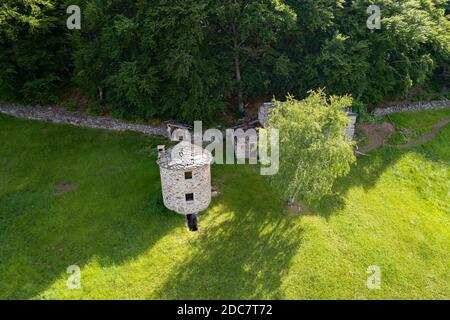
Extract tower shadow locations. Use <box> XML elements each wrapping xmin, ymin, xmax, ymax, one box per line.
<box><xmin>155</xmin><ymin>165</ymin><xmax>302</xmax><ymax>299</ymax></box>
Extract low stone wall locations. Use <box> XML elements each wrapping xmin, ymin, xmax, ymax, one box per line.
<box><xmin>0</xmin><ymin>103</ymin><xmax>167</xmax><ymax>136</ymax></box>
<box><xmin>372</xmin><ymin>100</ymin><xmax>450</xmax><ymax>116</ymax></box>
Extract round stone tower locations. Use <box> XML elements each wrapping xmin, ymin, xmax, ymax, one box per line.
<box><xmin>157</xmin><ymin>142</ymin><xmax>212</xmax><ymax>230</ymax></box>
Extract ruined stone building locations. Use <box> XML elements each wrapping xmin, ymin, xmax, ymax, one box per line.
<box><xmin>258</xmin><ymin>102</ymin><xmax>357</xmax><ymax>141</ymax></box>
<box><xmin>157</xmin><ymin>142</ymin><xmax>212</xmax><ymax>231</ymax></box>
<box><xmin>165</xmin><ymin>122</ymin><xmax>192</xmax><ymax>142</ymax></box>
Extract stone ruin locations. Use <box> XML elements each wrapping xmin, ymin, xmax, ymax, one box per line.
<box><xmin>258</xmin><ymin>102</ymin><xmax>357</xmax><ymax>142</ymax></box>
<box><xmin>345</xmin><ymin>111</ymin><xmax>357</xmax><ymax>142</ymax></box>
<box><xmin>165</xmin><ymin>122</ymin><xmax>192</xmax><ymax>142</ymax></box>
<box><xmin>230</xmin><ymin>120</ymin><xmax>260</xmax><ymax>161</ymax></box>
<box><xmin>157</xmin><ymin>142</ymin><xmax>213</xmax><ymax>231</ymax></box>
<box><xmin>230</xmin><ymin>102</ymin><xmax>358</xmax><ymax>161</ymax></box>
<box><xmin>258</xmin><ymin>102</ymin><xmax>278</xmax><ymax>128</ymax></box>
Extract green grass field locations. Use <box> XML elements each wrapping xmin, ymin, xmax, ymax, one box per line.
<box><xmin>0</xmin><ymin>111</ymin><xmax>449</xmax><ymax>300</ymax></box>
<box><xmin>385</xmin><ymin>108</ymin><xmax>450</xmax><ymax>145</ymax></box>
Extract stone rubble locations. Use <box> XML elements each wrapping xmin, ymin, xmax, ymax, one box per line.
<box><xmin>372</xmin><ymin>100</ymin><xmax>450</xmax><ymax>116</ymax></box>
<box><xmin>0</xmin><ymin>103</ymin><xmax>167</xmax><ymax>136</ymax></box>
<box><xmin>157</xmin><ymin>141</ymin><xmax>213</xmax><ymax>170</ymax></box>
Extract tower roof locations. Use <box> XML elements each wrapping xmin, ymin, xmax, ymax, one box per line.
<box><xmin>157</xmin><ymin>141</ymin><xmax>212</xmax><ymax>170</ymax></box>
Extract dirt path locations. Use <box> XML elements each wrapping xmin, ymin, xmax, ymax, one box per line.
<box><xmin>356</xmin><ymin>122</ymin><xmax>395</xmax><ymax>153</ymax></box>
<box><xmin>394</xmin><ymin>118</ymin><xmax>450</xmax><ymax>149</ymax></box>
<box><xmin>357</xmin><ymin>118</ymin><xmax>450</xmax><ymax>153</ymax></box>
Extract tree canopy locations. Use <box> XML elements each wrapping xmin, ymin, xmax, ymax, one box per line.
<box><xmin>267</xmin><ymin>90</ymin><xmax>356</xmax><ymax>203</ymax></box>
<box><xmin>0</xmin><ymin>0</ymin><xmax>448</xmax><ymax>121</ymax></box>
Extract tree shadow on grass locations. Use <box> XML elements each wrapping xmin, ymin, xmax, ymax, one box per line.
<box><xmin>311</xmin><ymin>125</ymin><xmax>450</xmax><ymax>219</ymax></box>
<box><xmin>308</xmin><ymin>148</ymin><xmax>402</xmax><ymax>218</ymax></box>
<box><xmin>0</xmin><ymin>116</ymin><xmax>181</xmax><ymax>299</ymax></box>
<box><xmin>155</xmin><ymin>125</ymin><xmax>449</xmax><ymax>299</ymax></box>
<box><xmin>0</xmin><ymin>193</ymin><xmax>181</xmax><ymax>300</ymax></box>
<box><xmin>155</xmin><ymin>165</ymin><xmax>302</xmax><ymax>299</ymax></box>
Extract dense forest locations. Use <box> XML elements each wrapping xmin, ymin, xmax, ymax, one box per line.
<box><xmin>0</xmin><ymin>0</ymin><xmax>449</xmax><ymax>122</ymax></box>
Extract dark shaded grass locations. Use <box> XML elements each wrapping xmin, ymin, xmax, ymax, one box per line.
<box><xmin>0</xmin><ymin>114</ymin><xmax>176</xmax><ymax>299</ymax></box>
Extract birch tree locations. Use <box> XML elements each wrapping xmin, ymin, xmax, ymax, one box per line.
<box><xmin>267</xmin><ymin>90</ymin><xmax>356</xmax><ymax>204</ymax></box>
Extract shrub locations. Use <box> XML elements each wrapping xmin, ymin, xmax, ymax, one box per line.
<box><xmin>62</xmin><ymin>101</ymin><xmax>77</xmax><ymax>112</ymax></box>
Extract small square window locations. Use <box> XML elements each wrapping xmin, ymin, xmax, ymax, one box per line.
<box><xmin>178</xmin><ymin>136</ymin><xmax>184</xmax><ymax>141</ymax></box>
<box><xmin>185</xmin><ymin>171</ymin><xmax>193</xmax><ymax>180</ymax></box>
<box><xmin>185</xmin><ymin>193</ymin><xmax>194</xmax><ymax>202</ymax></box>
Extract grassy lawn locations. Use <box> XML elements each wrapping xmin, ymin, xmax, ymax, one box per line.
<box><xmin>0</xmin><ymin>112</ymin><xmax>449</xmax><ymax>300</ymax></box>
<box><xmin>384</xmin><ymin>108</ymin><xmax>450</xmax><ymax>145</ymax></box>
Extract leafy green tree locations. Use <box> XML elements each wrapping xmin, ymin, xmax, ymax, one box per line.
<box><xmin>72</xmin><ymin>0</ymin><xmax>223</xmax><ymax>122</ymax></box>
<box><xmin>278</xmin><ymin>0</ymin><xmax>449</xmax><ymax>104</ymax></box>
<box><xmin>141</xmin><ymin>0</ymin><xmax>224</xmax><ymax>121</ymax></box>
<box><xmin>330</xmin><ymin>0</ymin><xmax>450</xmax><ymax>103</ymax></box>
<box><xmin>0</xmin><ymin>0</ymin><xmax>54</xmax><ymax>38</ymax></box>
<box><xmin>71</xmin><ymin>0</ymin><xmax>140</xmax><ymax>107</ymax></box>
<box><xmin>1</xmin><ymin>0</ymin><xmax>448</xmax><ymax>120</ymax></box>
<box><xmin>0</xmin><ymin>0</ymin><xmax>70</xmax><ymax>103</ymax></box>
<box><xmin>274</xmin><ymin>0</ymin><xmax>346</xmax><ymax>96</ymax></box>
<box><xmin>209</xmin><ymin>0</ymin><xmax>296</xmax><ymax>113</ymax></box>
<box><xmin>267</xmin><ymin>90</ymin><xmax>356</xmax><ymax>204</ymax></box>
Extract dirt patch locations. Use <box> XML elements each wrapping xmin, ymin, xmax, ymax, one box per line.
<box><xmin>356</xmin><ymin>118</ymin><xmax>450</xmax><ymax>152</ymax></box>
<box><xmin>287</xmin><ymin>201</ymin><xmax>309</xmax><ymax>215</ymax></box>
<box><xmin>356</xmin><ymin>122</ymin><xmax>395</xmax><ymax>153</ymax></box>
<box><xmin>55</xmin><ymin>182</ymin><xmax>78</xmax><ymax>194</ymax></box>
<box><xmin>60</xmin><ymin>87</ymin><xmax>96</xmax><ymax>113</ymax></box>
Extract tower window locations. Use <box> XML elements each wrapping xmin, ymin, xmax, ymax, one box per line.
<box><xmin>185</xmin><ymin>193</ymin><xmax>194</xmax><ymax>202</ymax></box>
<box><xmin>185</xmin><ymin>171</ymin><xmax>192</xmax><ymax>180</ymax></box>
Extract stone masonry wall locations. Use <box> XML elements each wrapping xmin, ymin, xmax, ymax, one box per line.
<box><xmin>0</xmin><ymin>103</ymin><xmax>166</xmax><ymax>136</ymax></box>
<box><xmin>258</xmin><ymin>102</ymin><xmax>276</xmax><ymax>128</ymax></box>
<box><xmin>372</xmin><ymin>100</ymin><xmax>450</xmax><ymax>116</ymax></box>
<box><xmin>160</xmin><ymin>165</ymin><xmax>211</xmax><ymax>215</ymax></box>
<box><xmin>346</xmin><ymin>114</ymin><xmax>357</xmax><ymax>141</ymax></box>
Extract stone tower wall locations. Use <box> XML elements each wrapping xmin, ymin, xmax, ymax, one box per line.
<box><xmin>160</xmin><ymin>165</ymin><xmax>211</xmax><ymax>215</ymax></box>
<box><xmin>346</xmin><ymin>114</ymin><xmax>357</xmax><ymax>141</ymax></box>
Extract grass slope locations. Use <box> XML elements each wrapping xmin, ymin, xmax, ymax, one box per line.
<box><xmin>0</xmin><ymin>112</ymin><xmax>448</xmax><ymax>299</ymax></box>
<box><xmin>385</xmin><ymin>108</ymin><xmax>450</xmax><ymax>145</ymax></box>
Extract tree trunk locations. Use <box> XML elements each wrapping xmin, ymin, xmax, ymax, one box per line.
<box><xmin>234</xmin><ymin>54</ymin><xmax>244</xmax><ymax>113</ymax></box>
<box><xmin>287</xmin><ymin>197</ymin><xmax>295</xmax><ymax>208</ymax></box>
<box><xmin>233</xmin><ymin>28</ymin><xmax>244</xmax><ymax>114</ymax></box>
<box><xmin>288</xmin><ymin>181</ymin><xmax>301</xmax><ymax>207</ymax></box>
